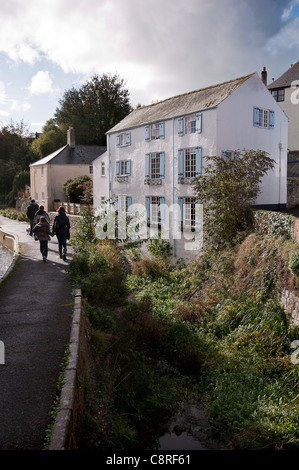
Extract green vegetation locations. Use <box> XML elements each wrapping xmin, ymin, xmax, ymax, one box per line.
<box><xmin>0</xmin><ymin>208</ymin><xmax>28</xmax><ymax>222</ymax></box>
<box><xmin>68</xmin><ymin>210</ymin><xmax>299</xmax><ymax>450</ymax></box>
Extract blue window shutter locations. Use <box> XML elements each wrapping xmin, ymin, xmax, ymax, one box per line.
<box><xmin>178</xmin><ymin>149</ymin><xmax>184</xmax><ymax>177</ymax></box>
<box><xmin>221</xmin><ymin>150</ymin><xmax>227</xmax><ymax>161</ymax></box>
<box><xmin>116</xmin><ymin>161</ymin><xmax>120</xmax><ymax>176</ymax></box>
<box><xmin>269</xmin><ymin>110</ymin><xmax>275</xmax><ymax>129</ymax></box>
<box><xmin>115</xmin><ymin>195</ymin><xmax>119</xmax><ymax>210</ymax></box>
<box><xmin>116</xmin><ymin>135</ymin><xmax>120</xmax><ymax>147</ymax></box>
<box><xmin>127</xmin><ymin>196</ymin><xmax>132</xmax><ymax>210</ymax></box>
<box><xmin>126</xmin><ymin>132</ymin><xmax>131</xmax><ymax>145</ymax></box>
<box><xmin>178</xmin><ymin>117</ymin><xmax>184</xmax><ymax>136</ymax></box>
<box><xmin>253</xmin><ymin>107</ymin><xmax>260</xmax><ymax>127</ymax></box>
<box><xmin>160</xmin><ymin>152</ymin><xmax>165</xmax><ymax>178</ymax></box>
<box><xmin>145</xmin><ymin>154</ymin><xmax>150</xmax><ymax>178</ymax></box>
<box><xmin>126</xmin><ymin>160</ymin><xmax>131</xmax><ymax>176</ymax></box>
<box><xmin>145</xmin><ymin>196</ymin><xmax>150</xmax><ymax>220</ymax></box>
<box><xmin>159</xmin><ymin>121</ymin><xmax>165</xmax><ymax>139</ymax></box>
<box><xmin>160</xmin><ymin>196</ymin><xmax>165</xmax><ymax>222</ymax></box>
<box><xmin>178</xmin><ymin>197</ymin><xmax>183</xmax><ymax>223</ymax></box>
<box><xmin>196</xmin><ymin>113</ymin><xmax>202</xmax><ymax>133</ymax></box>
<box><xmin>195</xmin><ymin>147</ymin><xmax>202</xmax><ymax>176</ymax></box>
<box><xmin>145</xmin><ymin>125</ymin><xmax>150</xmax><ymax>141</ymax></box>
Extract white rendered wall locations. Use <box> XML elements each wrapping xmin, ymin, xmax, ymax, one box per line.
<box><xmin>217</xmin><ymin>73</ymin><xmax>288</xmax><ymax>206</ymax></box>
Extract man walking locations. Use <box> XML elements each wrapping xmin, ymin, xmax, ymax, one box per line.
<box><xmin>26</xmin><ymin>199</ymin><xmax>39</xmax><ymax>236</ymax></box>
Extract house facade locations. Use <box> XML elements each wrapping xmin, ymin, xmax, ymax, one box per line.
<box><xmin>93</xmin><ymin>72</ymin><xmax>288</xmax><ymax>259</ymax></box>
<box><xmin>30</xmin><ymin>127</ymin><xmax>106</xmax><ymax>212</ymax></box>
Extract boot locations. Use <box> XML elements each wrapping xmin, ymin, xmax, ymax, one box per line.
<box><xmin>63</xmin><ymin>248</ymin><xmax>67</xmax><ymax>261</ymax></box>
<box><xmin>59</xmin><ymin>248</ymin><xmax>62</xmax><ymax>259</ymax></box>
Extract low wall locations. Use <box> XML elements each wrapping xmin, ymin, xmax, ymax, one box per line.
<box><xmin>48</xmin><ymin>289</ymin><xmax>87</xmax><ymax>450</ymax></box>
<box><xmin>0</xmin><ymin>228</ymin><xmax>17</xmax><ymax>253</ymax></box>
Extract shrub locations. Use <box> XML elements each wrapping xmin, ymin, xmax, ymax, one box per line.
<box><xmin>289</xmin><ymin>250</ymin><xmax>299</xmax><ymax>276</ymax></box>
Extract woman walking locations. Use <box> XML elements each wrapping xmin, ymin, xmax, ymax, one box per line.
<box><xmin>52</xmin><ymin>206</ymin><xmax>70</xmax><ymax>261</ymax></box>
<box><xmin>32</xmin><ymin>216</ymin><xmax>52</xmax><ymax>262</ymax></box>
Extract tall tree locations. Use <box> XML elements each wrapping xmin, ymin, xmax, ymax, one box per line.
<box><xmin>31</xmin><ymin>119</ymin><xmax>65</xmax><ymax>159</ymax></box>
<box><xmin>54</xmin><ymin>73</ymin><xmax>132</xmax><ymax>145</ymax></box>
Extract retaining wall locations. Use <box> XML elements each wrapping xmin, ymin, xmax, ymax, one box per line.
<box><xmin>48</xmin><ymin>289</ymin><xmax>87</xmax><ymax>450</ymax></box>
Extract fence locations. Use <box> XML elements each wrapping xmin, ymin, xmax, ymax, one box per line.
<box><xmin>52</xmin><ymin>202</ymin><xmax>93</xmax><ymax>215</ymax></box>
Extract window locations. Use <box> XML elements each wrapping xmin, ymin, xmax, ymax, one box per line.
<box><xmin>145</xmin><ymin>122</ymin><xmax>165</xmax><ymax>141</ymax></box>
<box><xmin>271</xmin><ymin>88</ymin><xmax>285</xmax><ymax>102</ymax></box>
<box><xmin>178</xmin><ymin>113</ymin><xmax>202</xmax><ymax>136</ymax></box>
<box><xmin>101</xmin><ymin>161</ymin><xmax>105</xmax><ymax>176</ymax></box>
<box><xmin>145</xmin><ymin>152</ymin><xmax>165</xmax><ymax>181</ymax></box>
<box><xmin>178</xmin><ymin>197</ymin><xmax>198</xmax><ymax>231</ymax></box>
<box><xmin>116</xmin><ymin>159</ymin><xmax>131</xmax><ymax>176</ymax></box>
<box><xmin>178</xmin><ymin>147</ymin><xmax>202</xmax><ymax>181</ymax></box>
<box><xmin>89</xmin><ymin>165</ymin><xmax>93</xmax><ymax>175</ymax></box>
<box><xmin>41</xmin><ymin>192</ymin><xmax>45</xmax><ymax>202</ymax></box>
<box><xmin>115</xmin><ymin>195</ymin><xmax>132</xmax><ymax>212</ymax></box>
<box><xmin>41</xmin><ymin>166</ymin><xmax>44</xmax><ymax>176</ymax></box>
<box><xmin>253</xmin><ymin>107</ymin><xmax>274</xmax><ymax>129</ymax></box>
<box><xmin>145</xmin><ymin>196</ymin><xmax>165</xmax><ymax>224</ymax></box>
<box><xmin>116</xmin><ymin>132</ymin><xmax>131</xmax><ymax>147</ymax></box>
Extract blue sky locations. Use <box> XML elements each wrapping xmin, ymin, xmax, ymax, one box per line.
<box><xmin>0</xmin><ymin>0</ymin><xmax>299</xmax><ymax>134</ymax></box>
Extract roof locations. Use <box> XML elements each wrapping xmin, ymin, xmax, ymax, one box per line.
<box><xmin>30</xmin><ymin>144</ymin><xmax>107</xmax><ymax>167</ymax></box>
<box><xmin>108</xmin><ymin>73</ymin><xmax>256</xmax><ymax>134</ymax></box>
<box><xmin>268</xmin><ymin>61</ymin><xmax>299</xmax><ymax>90</ymax></box>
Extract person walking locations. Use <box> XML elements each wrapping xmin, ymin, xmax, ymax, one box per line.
<box><xmin>34</xmin><ymin>205</ymin><xmax>50</xmax><ymax>226</ymax></box>
<box><xmin>26</xmin><ymin>199</ymin><xmax>39</xmax><ymax>236</ymax></box>
<box><xmin>52</xmin><ymin>206</ymin><xmax>70</xmax><ymax>261</ymax></box>
<box><xmin>32</xmin><ymin>216</ymin><xmax>52</xmax><ymax>262</ymax></box>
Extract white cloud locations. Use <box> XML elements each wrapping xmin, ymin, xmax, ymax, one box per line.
<box><xmin>10</xmin><ymin>99</ymin><xmax>31</xmax><ymax>112</ymax></box>
<box><xmin>0</xmin><ymin>0</ymin><xmax>298</xmax><ymax>110</ymax></box>
<box><xmin>29</xmin><ymin>71</ymin><xmax>54</xmax><ymax>95</ymax></box>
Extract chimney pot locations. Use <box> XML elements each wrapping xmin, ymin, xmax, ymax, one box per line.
<box><xmin>261</xmin><ymin>66</ymin><xmax>267</xmax><ymax>86</ymax></box>
<box><xmin>67</xmin><ymin>126</ymin><xmax>75</xmax><ymax>148</ymax></box>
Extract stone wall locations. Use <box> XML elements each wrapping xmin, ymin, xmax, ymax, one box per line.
<box><xmin>287</xmin><ymin>177</ymin><xmax>299</xmax><ymax>209</ymax></box>
<box><xmin>279</xmin><ymin>289</ymin><xmax>299</xmax><ymax>326</ymax></box>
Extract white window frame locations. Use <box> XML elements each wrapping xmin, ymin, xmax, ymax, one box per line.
<box><xmin>184</xmin><ymin>149</ymin><xmax>197</xmax><ymax>178</ymax></box>
<box><xmin>184</xmin><ymin>114</ymin><xmax>196</xmax><ymax>134</ymax></box>
<box><xmin>101</xmin><ymin>161</ymin><xmax>105</xmax><ymax>176</ymax></box>
<box><xmin>119</xmin><ymin>160</ymin><xmax>130</xmax><ymax>176</ymax></box>
<box><xmin>89</xmin><ymin>165</ymin><xmax>93</xmax><ymax>175</ymax></box>
<box><xmin>150</xmin><ymin>123</ymin><xmax>160</xmax><ymax>140</ymax></box>
<box><xmin>150</xmin><ymin>153</ymin><xmax>161</xmax><ymax>179</ymax></box>
<box><xmin>184</xmin><ymin>197</ymin><xmax>196</xmax><ymax>230</ymax></box>
<box><xmin>150</xmin><ymin>196</ymin><xmax>161</xmax><ymax>224</ymax></box>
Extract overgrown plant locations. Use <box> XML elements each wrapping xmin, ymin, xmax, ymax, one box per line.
<box><xmin>193</xmin><ymin>150</ymin><xmax>275</xmax><ymax>248</ymax></box>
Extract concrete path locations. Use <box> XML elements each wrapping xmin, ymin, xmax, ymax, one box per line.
<box><xmin>0</xmin><ymin>215</ymin><xmax>74</xmax><ymax>450</ymax></box>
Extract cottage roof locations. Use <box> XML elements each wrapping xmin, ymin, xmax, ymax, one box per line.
<box><xmin>107</xmin><ymin>73</ymin><xmax>255</xmax><ymax>134</ymax></box>
<box><xmin>30</xmin><ymin>144</ymin><xmax>107</xmax><ymax>167</ymax></box>
<box><xmin>268</xmin><ymin>61</ymin><xmax>299</xmax><ymax>90</ymax></box>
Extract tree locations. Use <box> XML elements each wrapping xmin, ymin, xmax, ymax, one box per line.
<box><xmin>0</xmin><ymin>120</ymin><xmax>35</xmax><ymax>199</ymax></box>
<box><xmin>54</xmin><ymin>73</ymin><xmax>132</xmax><ymax>146</ymax></box>
<box><xmin>62</xmin><ymin>175</ymin><xmax>92</xmax><ymax>203</ymax></box>
<box><xmin>31</xmin><ymin>119</ymin><xmax>65</xmax><ymax>159</ymax></box>
<box><xmin>192</xmin><ymin>150</ymin><xmax>275</xmax><ymax>248</ymax></box>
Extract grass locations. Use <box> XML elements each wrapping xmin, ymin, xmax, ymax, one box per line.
<box><xmin>68</xmin><ymin>221</ymin><xmax>299</xmax><ymax>450</ymax></box>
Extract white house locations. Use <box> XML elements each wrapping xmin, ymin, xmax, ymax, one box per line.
<box><xmin>93</xmin><ymin>72</ymin><xmax>288</xmax><ymax>259</ymax></box>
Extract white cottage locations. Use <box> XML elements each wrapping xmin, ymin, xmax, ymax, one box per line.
<box><xmin>93</xmin><ymin>72</ymin><xmax>288</xmax><ymax>258</ymax></box>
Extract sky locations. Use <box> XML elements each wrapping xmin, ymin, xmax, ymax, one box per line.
<box><xmin>0</xmin><ymin>0</ymin><xmax>299</xmax><ymax>134</ymax></box>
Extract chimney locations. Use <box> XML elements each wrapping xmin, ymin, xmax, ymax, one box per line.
<box><xmin>261</xmin><ymin>66</ymin><xmax>267</xmax><ymax>86</ymax></box>
<box><xmin>67</xmin><ymin>126</ymin><xmax>75</xmax><ymax>148</ymax></box>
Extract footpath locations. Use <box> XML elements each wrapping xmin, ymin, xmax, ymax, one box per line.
<box><xmin>0</xmin><ymin>215</ymin><xmax>74</xmax><ymax>450</ymax></box>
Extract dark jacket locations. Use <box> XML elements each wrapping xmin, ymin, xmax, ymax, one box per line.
<box><xmin>27</xmin><ymin>202</ymin><xmax>39</xmax><ymax>220</ymax></box>
<box><xmin>32</xmin><ymin>219</ymin><xmax>52</xmax><ymax>241</ymax></box>
<box><xmin>52</xmin><ymin>213</ymin><xmax>70</xmax><ymax>239</ymax></box>
<box><xmin>34</xmin><ymin>210</ymin><xmax>50</xmax><ymax>225</ymax></box>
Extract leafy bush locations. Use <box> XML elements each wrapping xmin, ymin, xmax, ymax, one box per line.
<box><xmin>0</xmin><ymin>208</ymin><xmax>28</xmax><ymax>222</ymax></box>
<box><xmin>289</xmin><ymin>250</ymin><xmax>299</xmax><ymax>276</ymax></box>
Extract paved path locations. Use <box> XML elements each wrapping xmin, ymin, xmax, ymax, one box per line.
<box><xmin>0</xmin><ymin>215</ymin><xmax>74</xmax><ymax>450</ymax></box>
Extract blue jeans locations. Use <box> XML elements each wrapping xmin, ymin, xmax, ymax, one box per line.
<box><xmin>29</xmin><ymin>219</ymin><xmax>35</xmax><ymax>236</ymax></box>
<box><xmin>40</xmin><ymin>240</ymin><xmax>48</xmax><ymax>258</ymax></box>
